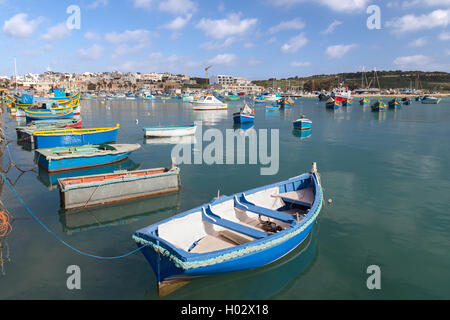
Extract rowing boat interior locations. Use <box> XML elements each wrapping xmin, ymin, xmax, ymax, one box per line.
<box><xmin>157</xmin><ymin>185</ymin><xmax>315</xmax><ymax>254</ymax></box>
<box><xmin>60</xmin><ymin>168</ymin><xmax>173</xmax><ymax>188</ymax></box>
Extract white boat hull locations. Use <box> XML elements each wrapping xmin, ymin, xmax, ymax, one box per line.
<box><xmin>145</xmin><ymin>126</ymin><xmax>197</xmax><ymax>137</ymax></box>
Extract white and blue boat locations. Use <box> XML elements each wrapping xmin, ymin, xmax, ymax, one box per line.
<box><xmin>144</xmin><ymin>124</ymin><xmax>197</xmax><ymax>138</ymax></box>
<box><xmin>233</xmin><ymin>104</ymin><xmax>255</xmax><ymax>124</ymax></box>
<box><xmin>35</xmin><ymin>144</ymin><xmax>140</xmax><ymax>172</ymax></box>
<box><xmin>293</xmin><ymin>116</ymin><xmax>312</xmax><ymax>131</ymax></box>
<box><xmin>133</xmin><ymin>163</ymin><xmax>323</xmax><ymax>297</ymax></box>
<box><xmin>421</xmin><ymin>96</ymin><xmax>441</xmax><ymax>104</ymax></box>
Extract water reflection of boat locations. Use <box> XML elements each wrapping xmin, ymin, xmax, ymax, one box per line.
<box><xmin>144</xmin><ymin>136</ymin><xmax>197</xmax><ymax>145</ymax></box>
<box><xmin>144</xmin><ymin>226</ymin><xmax>317</xmax><ymax>300</ymax></box>
<box><xmin>59</xmin><ymin>192</ymin><xmax>180</xmax><ymax>235</ymax></box>
<box><xmin>233</xmin><ymin>122</ymin><xmax>255</xmax><ymax>131</ymax></box>
<box><xmin>193</xmin><ymin>110</ymin><xmax>227</xmax><ymax>126</ymax></box>
<box><xmin>37</xmin><ymin>159</ymin><xmax>140</xmax><ymax>190</ymax></box>
<box><xmin>292</xmin><ymin>129</ymin><xmax>312</xmax><ymax>140</ymax></box>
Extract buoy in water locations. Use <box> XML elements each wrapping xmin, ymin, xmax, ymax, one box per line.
<box><xmin>136</xmin><ymin>119</ymin><xmax>139</xmax><ymax>125</ymax></box>
<box><xmin>328</xmin><ymin>199</ymin><xmax>333</xmax><ymax>205</ymax></box>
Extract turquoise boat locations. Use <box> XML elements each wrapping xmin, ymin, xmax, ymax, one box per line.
<box><xmin>35</xmin><ymin>143</ymin><xmax>140</xmax><ymax>173</ymax></box>
<box><xmin>134</xmin><ymin>163</ymin><xmax>323</xmax><ymax>297</ymax></box>
<box><xmin>24</xmin><ymin>107</ymin><xmax>74</xmax><ymax>120</ymax></box>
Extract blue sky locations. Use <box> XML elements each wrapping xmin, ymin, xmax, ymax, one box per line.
<box><xmin>0</xmin><ymin>0</ymin><xmax>449</xmax><ymax>79</ymax></box>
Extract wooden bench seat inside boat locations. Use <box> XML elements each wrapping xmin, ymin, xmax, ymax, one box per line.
<box><xmin>271</xmin><ymin>187</ymin><xmax>314</xmax><ymax>208</ymax></box>
<box><xmin>234</xmin><ymin>194</ymin><xmax>296</xmax><ymax>223</ymax></box>
<box><xmin>202</xmin><ymin>206</ymin><xmax>269</xmax><ymax>240</ymax></box>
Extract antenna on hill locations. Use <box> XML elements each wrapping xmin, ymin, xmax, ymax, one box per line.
<box><xmin>205</xmin><ymin>65</ymin><xmax>212</xmax><ymax>89</ymax></box>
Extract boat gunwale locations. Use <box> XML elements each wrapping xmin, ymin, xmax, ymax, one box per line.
<box><xmin>36</xmin><ymin>143</ymin><xmax>141</xmax><ymax>160</ymax></box>
<box><xmin>134</xmin><ymin>172</ymin><xmax>322</xmax><ymax>268</ymax></box>
<box><xmin>33</xmin><ymin>124</ymin><xmax>120</xmax><ymax>136</ymax></box>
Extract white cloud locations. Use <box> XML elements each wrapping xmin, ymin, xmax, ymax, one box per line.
<box><xmin>88</xmin><ymin>0</ymin><xmax>108</xmax><ymax>9</ymax></box>
<box><xmin>290</xmin><ymin>61</ymin><xmax>311</xmax><ymax>67</ymax></box>
<box><xmin>269</xmin><ymin>0</ymin><xmax>371</xmax><ymax>12</ymax></box>
<box><xmin>393</xmin><ymin>54</ymin><xmax>435</xmax><ymax>69</ymax></box>
<box><xmin>85</xmin><ymin>31</ymin><xmax>101</xmax><ymax>41</ymax></box>
<box><xmin>386</xmin><ymin>9</ymin><xmax>450</xmax><ymax>33</ymax></box>
<box><xmin>159</xmin><ymin>0</ymin><xmax>196</xmax><ymax>15</ymax></box>
<box><xmin>326</xmin><ymin>44</ymin><xmax>357</xmax><ymax>58</ymax></box>
<box><xmin>134</xmin><ymin>0</ymin><xmax>152</xmax><ymax>9</ymax></box>
<box><xmin>163</xmin><ymin>14</ymin><xmax>192</xmax><ymax>30</ymax></box>
<box><xmin>280</xmin><ymin>32</ymin><xmax>308</xmax><ymax>53</ymax></box>
<box><xmin>244</xmin><ymin>42</ymin><xmax>254</xmax><ymax>48</ymax></box>
<box><xmin>269</xmin><ymin>18</ymin><xmax>305</xmax><ymax>34</ymax></box>
<box><xmin>3</xmin><ymin>13</ymin><xmax>43</xmax><ymax>38</ymax></box>
<box><xmin>408</xmin><ymin>37</ymin><xmax>428</xmax><ymax>47</ymax></box>
<box><xmin>400</xmin><ymin>0</ymin><xmax>450</xmax><ymax>8</ymax></box>
<box><xmin>41</xmin><ymin>23</ymin><xmax>71</xmax><ymax>41</ymax></box>
<box><xmin>439</xmin><ymin>31</ymin><xmax>450</xmax><ymax>40</ymax></box>
<box><xmin>208</xmin><ymin>53</ymin><xmax>238</xmax><ymax>66</ymax></box>
<box><xmin>321</xmin><ymin>20</ymin><xmax>342</xmax><ymax>34</ymax></box>
<box><xmin>248</xmin><ymin>57</ymin><xmax>262</xmax><ymax>66</ymax></box>
<box><xmin>105</xmin><ymin>29</ymin><xmax>156</xmax><ymax>45</ymax></box>
<box><xmin>200</xmin><ymin>37</ymin><xmax>235</xmax><ymax>50</ymax></box>
<box><xmin>196</xmin><ymin>13</ymin><xmax>258</xmax><ymax>39</ymax></box>
<box><xmin>78</xmin><ymin>44</ymin><xmax>104</xmax><ymax>61</ymax></box>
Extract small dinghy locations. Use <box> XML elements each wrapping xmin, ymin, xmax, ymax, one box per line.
<box><xmin>233</xmin><ymin>104</ymin><xmax>255</xmax><ymax>123</ymax></box>
<box><xmin>144</xmin><ymin>124</ymin><xmax>197</xmax><ymax>138</ymax></box>
<box><xmin>372</xmin><ymin>100</ymin><xmax>386</xmax><ymax>112</ymax></box>
<box><xmin>134</xmin><ymin>163</ymin><xmax>323</xmax><ymax>297</ymax></box>
<box><xmin>326</xmin><ymin>98</ymin><xmax>340</xmax><ymax>109</ymax></box>
<box><xmin>293</xmin><ymin>115</ymin><xmax>312</xmax><ymax>131</ymax></box>
<box><xmin>35</xmin><ymin>144</ymin><xmax>141</xmax><ymax>172</ymax></box>
<box><xmin>266</xmin><ymin>104</ymin><xmax>280</xmax><ymax>112</ymax></box>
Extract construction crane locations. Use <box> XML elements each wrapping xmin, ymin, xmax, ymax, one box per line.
<box><xmin>205</xmin><ymin>65</ymin><xmax>212</xmax><ymax>87</ymax></box>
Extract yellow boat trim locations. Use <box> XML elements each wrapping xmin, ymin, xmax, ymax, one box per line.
<box><xmin>34</xmin><ymin>124</ymin><xmax>120</xmax><ymax>136</ymax></box>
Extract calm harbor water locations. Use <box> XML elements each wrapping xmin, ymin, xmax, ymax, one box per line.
<box><xmin>0</xmin><ymin>97</ymin><xmax>449</xmax><ymax>300</ymax></box>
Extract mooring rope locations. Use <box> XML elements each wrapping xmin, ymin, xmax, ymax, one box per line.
<box><xmin>0</xmin><ymin>172</ymin><xmax>149</xmax><ymax>260</ymax></box>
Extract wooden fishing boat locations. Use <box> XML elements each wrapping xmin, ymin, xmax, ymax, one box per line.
<box><xmin>342</xmin><ymin>98</ymin><xmax>353</xmax><ymax>107</ymax></box>
<box><xmin>401</xmin><ymin>97</ymin><xmax>411</xmax><ymax>105</ymax></box>
<box><xmin>31</xmin><ymin>119</ymin><xmax>82</xmax><ymax>128</ymax></box>
<box><xmin>266</xmin><ymin>104</ymin><xmax>280</xmax><ymax>112</ymax></box>
<box><xmin>293</xmin><ymin>116</ymin><xmax>312</xmax><ymax>131</ymax></box>
<box><xmin>144</xmin><ymin>124</ymin><xmax>197</xmax><ymax>138</ymax></box>
<box><xmin>388</xmin><ymin>98</ymin><xmax>402</xmax><ymax>109</ymax></box>
<box><xmin>58</xmin><ymin>165</ymin><xmax>181</xmax><ymax>210</ymax></box>
<box><xmin>280</xmin><ymin>97</ymin><xmax>294</xmax><ymax>108</ymax></box>
<box><xmin>32</xmin><ymin>124</ymin><xmax>120</xmax><ymax>149</ymax></box>
<box><xmin>134</xmin><ymin>163</ymin><xmax>323</xmax><ymax>297</ymax></box>
<box><xmin>35</xmin><ymin>144</ymin><xmax>141</xmax><ymax>173</ymax></box>
<box><xmin>233</xmin><ymin>104</ymin><xmax>255</xmax><ymax>123</ymax></box>
<box><xmin>372</xmin><ymin>100</ymin><xmax>386</xmax><ymax>112</ymax></box>
<box><xmin>360</xmin><ymin>97</ymin><xmax>370</xmax><ymax>105</ymax></box>
<box><xmin>326</xmin><ymin>98</ymin><xmax>340</xmax><ymax>109</ymax></box>
<box><xmin>24</xmin><ymin>107</ymin><xmax>74</xmax><ymax>120</ymax></box>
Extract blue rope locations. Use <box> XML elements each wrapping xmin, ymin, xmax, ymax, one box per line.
<box><xmin>0</xmin><ymin>172</ymin><xmax>148</xmax><ymax>260</ymax></box>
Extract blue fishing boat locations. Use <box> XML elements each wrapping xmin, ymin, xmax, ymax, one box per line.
<box><xmin>326</xmin><ymin>98</ymin><xmax>340</xmax><ymax>109</ymax></box>
<box><xmin>133</xmin><ymin>163</ymin><xmax>323</xmax><ymax>297</ymax></box>
<box><xmin>360</xmin><ymin>97</ymin><xmax>370</xmax><ymax>105</ymax></box>
<box><xmin>233</xmin><ymin>104</ymin><xmax>255</xmax><ymax>123</ymax></box>
<box><xmin>266</xmin><ymin>104</ymin><xmax>280</xmax><ymax>112</ymax></box>
<box><xmin>372</xmin><ymin>100</ymin><xmax>386</xmax><ymax>112</ymax></box>
<box><xmin>33</xmin><ymin>124</ymin><xmax>120</xmax><ymax>149</ymax></box>
<box><xmin>401</xmin><ymin>97</ymin><xmax>411</xmax><ymax>105</ymax></box>
<box><xmin>279</xmin><ymin>97</ymin><xmax>294</xmax><ymax>108</ymax></box>
<box><xmin>35</xmin><ymin>144</ymin><xmax>140</xmax><ymax>173</ymax></box>
<box><xmin>342</xmin><ymin>98</ymin><xmax>353</xmax><ymax>107</ymax></box>
<box><xmin>24</xmin><ymin>107</ymin><xmax>74</xmax><ymax>120</ymax></box>
<box><xmin>388</xmin><ymin>98</ymin><xmax>402</xmax><ymax>109</ymax></box>
<box><xmin>293</xmin><ymin>116</ymin><xmax>312</xmax><ymax>131</ymax></box>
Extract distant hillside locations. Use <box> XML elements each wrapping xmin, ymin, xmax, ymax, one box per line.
<box><xmin>252</xmin><ymin>71</ymin><xmax>450</xmax><ymax>92</ymax></box>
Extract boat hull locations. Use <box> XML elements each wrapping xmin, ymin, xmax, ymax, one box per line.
<box><xmin>139</xmin><ymin>221</ymin><xmax>314</xmax><ymax>284</ymax></box>
<box><xmin>58</xmin><ymin>167</ymin><xmax>180</xmax><ymax>210</ymax></box>
<box><xmin>233</xmin><ymin>113</ymin><xmax>255</xmax><ymax>123</ymax></box>
<box><xmin>35</xmin><ymin>150</ymin><xmax>133</xmax><ymax>172</ymax></box>
<box><xmin>33</xmin><ymin>127</ymin><xmax>119</xmax><ymax>149</ymax></box>
<box><xmin>293</xmin><ymin>120</ymin><xmax>312</xmax><ymax>131</ymax></box>
<box><xmin>25</xmin><ymin>109</ymin><xmax>74</xmax><ymax>120</ymax></box>
<box><xmin>193</xmin><ymin>105</ymin><xmax>227</xmax><ymax>111</ymax></box>
<box><xmin>144</xmin><ymin>126</ymin><xmax>197</xmax><ymax>137</ymax></box>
